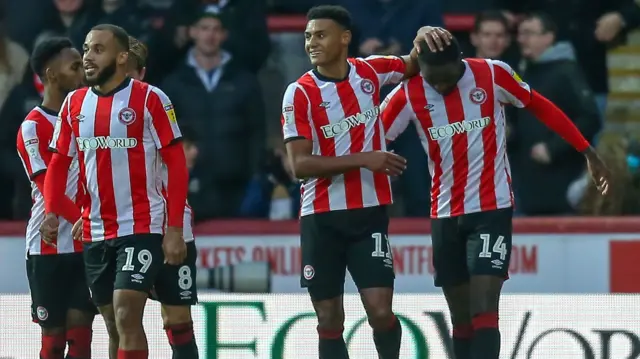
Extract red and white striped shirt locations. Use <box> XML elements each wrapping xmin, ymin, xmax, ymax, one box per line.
<box><xmin>17</xmin><ymin>107</ymin><xmax>83</xmax><ymax>255</ymax></box>
<box><xmin>281</xmin><ymin>56</ymin><xmax>406</xmax><ymax>217</ymax></box>
<box><xmin>50</xmin><ymin>79</ymin><xmax>182</xmax><ymax>241</ymax></box>
<box><xmin>381</xmin><ymin>59</ymin><xmax>531</xmax><ymax>218</ymax></box>
<box><xmin>161</xmin><ymin>166</ymin><xmax>194</xmax><ymax>242</ymax></box>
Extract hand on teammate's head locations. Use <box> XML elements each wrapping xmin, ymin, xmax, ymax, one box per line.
<box><xmin>414</xmin><ymin>26</ymin><xmax>453</xmax><ymax>53</ymax></box>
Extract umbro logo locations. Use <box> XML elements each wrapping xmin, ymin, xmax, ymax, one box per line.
<box><xmin>425</xmin><ymin>104</ymin><xmax>434</xmax><ymax>112</ymax></box>
<box><xmin>319</xmin><ymin>102</ymin><xmax>330</xmax><ymax>108</ymax></box>
<box><xmin>75</xmin><ymin>114</ymin><xmax>85</xmax><ymax>122</ymax></box>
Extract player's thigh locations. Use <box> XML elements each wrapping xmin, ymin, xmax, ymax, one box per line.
<box><xmin>154</xmin><ymin>241</ymin><xmax>198</xmax><ymax>306</ymax></box>
<box><xmin>26</xmin><ymin>254</ymin><xmax>69</xmax><ymax>329</ymax></box>
<box><xmin>300</xmin><ymin>212</ymin><xmax>347</xmax><ymax>302</ymax></box>
<box><xmin>64</xmin><ymin>253</ymin><xmax>98</xmax><ymax>321</ymax></box>
<box><xmin>464</xmin><ymin>208</ymin><xmax>513</xmax><ymax>280</ymax></box>
<box><xmin>345</xmin><ymin>206</ymin><xmax>395</xmax><ymax>291</ymax></box>
<box><xmin>113</xmin><ymin>234</ymin><xmax>164</xmax><ymax>293</ymax></box>
<box><xmin>83</xmin><ymin>241</ymin><xmax>116</xmax><ymax>307</ymax></box>
<box><xmin>431</xmin><ymin>216</ymin><xmax>468</xmax><ymax>288</ymax></box>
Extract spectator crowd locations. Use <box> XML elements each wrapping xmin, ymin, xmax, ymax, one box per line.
<box><xmin>1</xmin><ymin>0</ymin><xmax>640</xmax><ymax>221</ymax></box>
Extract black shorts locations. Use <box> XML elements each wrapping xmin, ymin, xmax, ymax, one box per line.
<box><xmin>150</xmin><ymin>241</ymin><xmax>198</xmax><ymax>306</ymax></box>
<box><xmin>83</xmin><ymin>234</ymin><xmax>164</xmax><ymax>307</ymax></box>
<box><xmin>431</xmin><ymin>207</ymin><xmax>513</xmax><ymax>287</ymax></box>
<box><xmin>26</xmin><ymin>252</ymin><xmax>97</xmax><ymax>328</ymax></box>
<box><xmin>300</xmin><ymin>206</ymin><xmax>395</xmax><ymax>301</ymax></box>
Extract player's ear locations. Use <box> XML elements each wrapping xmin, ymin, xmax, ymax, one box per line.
<box><xmin>140</xmin><ymin>67</ymin><xmax>147</xmax><ymax>81</ymax></box>
<box><xmin>44</xmin><ymin>67</ymin><xmax>55</xmax><ymax>83</ymax></box>
<box><xmin>341</xmin><ymin>29</ymin><xmax>352</xmax><ymax>46</ymax></box>
<box><xmin>117</xmin><ymin>51</ymin><xmax>129</xmax><ymax>66</ymax></box>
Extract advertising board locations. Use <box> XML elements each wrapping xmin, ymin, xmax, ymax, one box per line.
<box><xmin>2</xmin><ymin>294</ymin><xmax>640</xmax><ymax>359</ymax></box>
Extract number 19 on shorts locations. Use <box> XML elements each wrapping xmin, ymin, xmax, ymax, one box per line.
<box><xmin>478</xmin><ymin>234</ymin><xmax>507</xmax><ymax>260</ymax></box>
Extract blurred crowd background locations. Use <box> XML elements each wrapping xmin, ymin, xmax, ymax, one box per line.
<box><xmin>1</xmin><ymin>0</ymin><xmax>640</xmax><ymax>222</ymax></box>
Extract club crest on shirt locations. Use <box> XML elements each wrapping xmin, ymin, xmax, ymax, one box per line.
<box><xmin>361</xmin><ymin>79</ymin><xmax>375</xmax><ymax>95</ymax></box>
<box><xmin>469</xmin><ymin>87</ymin><xmax>487</xmax><ymax>105</ymax></box>
<box><xmin>118</xmin><ymin>107</ymin><xmax>136</xmax><ymax>125</ymax></box>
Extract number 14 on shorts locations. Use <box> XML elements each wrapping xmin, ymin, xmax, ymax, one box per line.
<box><xmin>478</xmin><ymin>234</ymin><xmax>507</xmax><ymax>260</ymax></box>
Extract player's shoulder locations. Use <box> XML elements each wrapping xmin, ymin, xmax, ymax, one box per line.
<box><xmin>284</xmin><ymin>77</ymin><xmax>313</xmax><ymax>99</ymax></box>
<box><xmin>356</xmin><ymin>55</ymin><xmax>402</xmax><ymax>64</ymax></box>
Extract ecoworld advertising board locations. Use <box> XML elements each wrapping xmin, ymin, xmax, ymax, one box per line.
<box><xmin>1</xmin><ymin>294</ymin><xmax>640</xmax><ymax>359</ymax></box>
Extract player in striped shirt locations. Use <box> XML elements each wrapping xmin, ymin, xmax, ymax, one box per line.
<box><xmin>17</xmin><ymin>37</ymin><xmax>95</xmax><ymax>359</ymax></box>
<box><xmin>281</xmin><ymin>5</ymin><xmax>452</xmax><ymax>359</ymax></box>
<box><xmin>41</xmin><ymin>24</ymin><xmax>189</xmax><ymax>359</ymax></box>
<box><xmin>381</xmin><ymin>38</ymin><xmax>610</xmax><ymax>359</ymax></box>
<box><xmin>125</xmin><ymin>35</ymin><xmax>200</xmax><ymax>359</ymax></box>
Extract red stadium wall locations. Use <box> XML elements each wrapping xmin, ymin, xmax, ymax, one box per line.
<box><xmin>1</xmin><ymin>217</ymin><xmax>639</xmax><ymax>235</ymax></box>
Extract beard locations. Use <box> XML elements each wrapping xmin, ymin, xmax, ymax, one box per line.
<box><xmin>84</xmin><ymin>60</ymin><xmax>117</xmax><ymax>87</ymax></box>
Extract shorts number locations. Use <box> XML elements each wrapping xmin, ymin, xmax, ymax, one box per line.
<box><xmin>478</xmin><ymin>234</ymin><xmax>507</xmax><ymax>260</ymax></box>
<box><xmin>122</xmin><ymin>247</ymin><xmax>153</xmax><ymax>273</ymax></box>
<box><xmin>178</xmin><ymin>265</ymin><xmax>192</xmax><ymax>290</ymax></box>
<box><xmin>371</xmin><ymin>233</ymin><xmax>392</xmax><ymax>260</ymax></box>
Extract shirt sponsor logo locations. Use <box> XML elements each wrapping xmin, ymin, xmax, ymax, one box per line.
<box><xmin>428</xmin><ymin>116</ymin><xmax>491</xmax><ymax>140</ymax></box>
<box><xmin>320</xmin><ymin>106</ymin><xmax>379</xmax><ymax>139</ymax></box>
<box><xmin>76</xmin><ymin>136</ymin><xmax>138</xmax><ymax>151</ymax></box>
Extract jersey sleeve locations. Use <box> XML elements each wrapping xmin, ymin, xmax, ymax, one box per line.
<box><xmin>281</xmin><ymin>82</ymin><xmax>312</xmax><ymax>143</ymax></box>
<box><xmin>363</xmin><ymin>55</ymin><xmax>406</xmax><ymax>86</ymax></box>
<box><xmin>380</xmin><ymin>83</ymin><xmax>414</xmax><ymax>141</ymax></box>
<box><xmin>17</xmin><ymin>119</ymin><xmax>53</xmax><ymax>179</ymax></box>
<box><xmin>50</xmin><ymin>95</ymin><xmax>77</xmax><ymax>157</ymax></box>
<box><xmin>146</xmin><ymin>86</ymin><xmax>182</xmax><ymax>149</ymax></box>
<box><xmin>491</xmin><ymin>60</ymin><xmax>532</xmax><ymax>108</ymax></box>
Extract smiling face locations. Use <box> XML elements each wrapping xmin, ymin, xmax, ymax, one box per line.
<box><xmin>82</xmin><ymin>30</ymin><xmax>126</xmax><ymax>86</ymax></box>
<box><xmin>304</xmin><ymin>19</ymin><xmax>350</xmax><ymax>67</ymax></box>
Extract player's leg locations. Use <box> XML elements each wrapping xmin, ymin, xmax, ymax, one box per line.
<box><xmin>83</xmin><ymin>241</ymin><xmax>119</xmax><ymax>359</ymax></box>
<box><xmin>113</xmin><ymin>234</ymin><xmax>164</xmax><ymax>359</ymax></box>
<box><xmin>154</xmin><ymin>241</ymin><xmax>199</xmax><ymax>359</ymax></box>
<box><xmin>300</xmin><ymin>213</ymin><xmax>349</xmax><ymax>359</ymax></box>
<box><xmin>347</xmin><ymin>207</ymin><xmax>401</xmax><ymax>359</ymax></box>
<box><xmin>464</xmin><ymin>208</ymin><xmax>513</xmax><ymax>359</ymax></box>
<box><xmin>26</xmin><ymin>254</ymin><xmax>67</xmax><ymax>359</ymax></box>
<box><xmin>64</xmin><ymin>253</ymin><xmax>96</xmax><ymax>359</ymax></box>
<box><xmin>431</xmin><ymin>216</ymin><xmax>472</xmax><ymax>359</ymax></box>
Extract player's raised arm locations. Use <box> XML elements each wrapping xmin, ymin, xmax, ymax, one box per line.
<box><xmin>380</xmin><ymin>83</ymin><xmax>415</xmax><ymax>142</ymax></box>
<box><xmin>492</xmin><ymin>59</ymin><xmax>610</xmax><ymax>194</ymax></box>
<box><xmin>17</xmin><ymin>119</ymin><xmax>80</xmax><ymax>223</ymax></box>
<box><xmin>44</xmin><ymin>97</ymin><xmax>79</xmax><ymax>219</ymax></box>
<box><xmin>363</xmin><ymin>27</ymin><xmax>453</xmax><ymax>84</ymax></box>
<box><xmin>146</xmin><ymin>87</ymin><xmax>188</xmax><ymax>231</ymax></box>
<box><xmin>282</xmin><ymin>83</ymin><xmax>406</xmax><ymax>179</ymax></box>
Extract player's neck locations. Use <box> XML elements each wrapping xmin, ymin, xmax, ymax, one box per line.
<box><xmin>93</xmin><ymin>73</ymin><xmax>128</xmax><ymax>95</ymax></box>
<box><xmin>315</xmin><ymin>60</ymin><xmax>350</xmax><ymax>81</ymax></box>
<box><xmin>41</xmin><ymin>89</ymin><xmax>64</xmax><ymax>113</ymax></box>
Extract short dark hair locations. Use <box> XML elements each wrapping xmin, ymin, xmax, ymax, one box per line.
<box><xmin>417</xmin><ymin>37</ymin><xmax>462</xmax><ymax>66</ymax></box>
<box><xmin>91</xmin><ymin>24</ymin><xmax>130</xmax><ymax>51</ymax></box>
<box><xmin>524</xmin><ymin>12</ymin><xmax>557</xmax><ymax>35</ymax></box>
<box><xmin>474</xmin><ymin>11</ymin><xmax>509</xmax><ymax>33</ymax></box>
<box><xmin>306</xmin><ymin>5</ymin><xmax>352</xmax><ymax>30</ymax></box>
<box><xmin>128</xmin><ymin>36</ymin><xmax>148</xmax><ymax>71</ymax></box>
<box><xmin>30</xmin><ymin>37</ymin><xmax>74</xmax><ymax>78</ymax></box>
